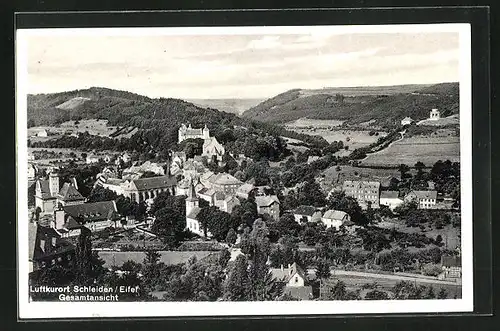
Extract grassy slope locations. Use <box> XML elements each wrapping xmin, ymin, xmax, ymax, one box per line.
<box><xmin>241</xmin><ymin>83</ymin><xmax>459</xmax><ymax>128</ymax></box>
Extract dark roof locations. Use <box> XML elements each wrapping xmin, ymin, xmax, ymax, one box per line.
<box><xmin>270</xmin><ymin>262</ymin><xmax>306</xmax><ymax>283</ymax></box>
<box><xmin>186</xmin><ymin>206</ymin><xmax>201</xmax><ymax>219</ymax></box>
<box><xmin>442</xmin><ymin>255</ymin><xmax>461</xmax><ymax>267</ymax></box>
<box><xmin>65</xmin><ymin>216</ymin><xmax>83</xmax><ymax>230</ymax></box>
<box><xmin>407</xmin><ymin>190</ymin><xmax>437</xmax><ymax>200</ymax></box>
<box><xmin>283</xmin><ymin>285</ymin><xmax>313</xmax><ymax>300</ymax></box>
<box><xmin>63</xmin><ymin>201</ymin><xmax>118</xmax><ymax>223</ymax></box>
<box><xmin>380</xmin><ymin>191</ymin><xmax>400</xmax><ymax>199</ymax></box>
<box><xmin>36</xmin><ymin>179</ymin><xmax>54</xmax><ymax>199</ymax></box>
<box><xmin>131</xmin><ymin>175</ymin><xmax>177</xmax><ymax>191</ymax></box>
<box><xmin>57</xmin><ymin>183</ymin><xmax>85</xmax><ymax>201</ymax></box>
<box><xmin>293</xmin><ymin>205</ymin><xmax>317</xmax><ymax>216</ymax></box>
<box><xmin>255</xmin><ymin>195</ymin><xmax>280</xmax><ymax>208</ymax></box>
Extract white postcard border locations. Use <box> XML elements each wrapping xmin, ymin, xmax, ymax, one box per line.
<box><xmin>16</xmin><ymin>23</ymin><xmax>473</xmax><ymax>319</ymax></box>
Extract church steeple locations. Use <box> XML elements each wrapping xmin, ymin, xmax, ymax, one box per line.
<box><xmin>185</xmin><ymin>179</ymin><xmax>199</xmax><ymax>216</ymax></box>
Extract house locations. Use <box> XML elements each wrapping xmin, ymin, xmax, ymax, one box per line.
<box><xmin>307</xmin><ymin>156</ymin><xmax>320</xmax><ymax>164</ymax></box>
<box><xmin>37</xmin><ymin>129</ymin><xmax>48</xmax><ymax>137</ymax></box>
<box><xmin>34</xmin><ymin>173</ymin><xmax>85</xmax><ymax>213</ymax></box>
<box><xmin>404</xmin><ymin>190</ymin><xmax>437</xmax><ymax>209</ymax></box>
<box><xmin>236</xmin><ymin>183</ymin><xmax>256</xmax><ymax>199</ymax></box>
<box><xmin>121</xmin><ymin>175</ymin><xmax>177</xmax><ymax>203</ymax></box>
<box><xmin>379</xmin><ymin>191</ymin><xmax>404</xmax><ymax>210</ymax></box>
<box><xmin>178</xmin><ymin>123</ymin><xmax>210</xmax><ymax>143</ymax></box>
<box><xmin>429</xmin><ymin>108</ymin><xmax>441</xmax><ymax>120</ymax></box>
<box><xmin>208</xmin><ymin>173</ymin><xmax>243</xmax><ymax>195</ymax></box>
<box><xmin>123</xmin><ymin>161</ymin><xmax>167</xmax><ymax>178</ymax></box>
<box><xmin>401</xmin><ymin>117</ymin><xmax>414</xmax><ymax>126</ymax></box>
<box><xmin>86</xmin><ymin>154</ymin><xmax>100</xmax><ymax>164</ymax></box>
<box><xmin>55</xmin><ymin>181</ymin><xmax>86</xmax><ymax>207</ymax></box>
<box><xmin>202</xmin><ymin>137</ymin><xmax>225</xmax><ymax>162</ymax></box>
<box><xmin>439</xmin><ymin>255</ymin><xmax>462</xmax><ymax>279</ymax></box>
<box><xmin>293</xmin><ymin>205</ymin><xmax>322</xmax><ymax>223</ymax></box>
<box><xmin>58</xmin><ymin>200</ymin><xmax>120</xmax><ymax>232</ymax></box>
<box><xmin>342</xmin><ymin>180</ymin><xmax>380</xmax><ymax>209</ymax></box>
<box><xmin>28</xmin><ymin>222</ymin><xmax>76</xmax><ymax>273</ymax></box>
<box><xmin>28</xmin><ymin>163</ymin><xmax>37</xmax><ymax>181</ymax></box>
<box><xmin>270</xmin><ymin>262</ymin><xmax>313</xmax><ymax>300</ymax></box>
<box><xmin>215</xmin><ymin>194</ymin><xmax>240</xmax><ymax>214</ymax></box>
<box><xmin>197</xmin><ymin>187</ymin><xmax>217</xmax><ymax>205</ymax></box>
<box><xmin>185</xmin><ymin>180</ymin><xmax>206</xmax><ymax>237</ymax></box>
<box><xmin>255</xmin><ymin>195</ymin><xmax>280</xmax><ymax>221</ymax></box>
<box><xmin>321</xmin><ymin>210</ymin><xmax>350</xmax><ymax>230</ymax></box>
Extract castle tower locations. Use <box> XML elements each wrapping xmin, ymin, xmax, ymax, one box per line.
<box><xmin>49</xmin><ymin>171</ymin><xmax>60</xmax><ymax>197</ymax></box>
<box><xmin>203</xmin><ymin>124</ymin><xmax>210</xmax><ymax>140</ymax></box>
<box><xmin>185</xmin><ymin>179</ymin><xmax>199</xmax><ymax>216</ymax></box>
<box><xmin>178</xmin><ymin>124</ymin><xmax>187</xmax><ymax>143</ymax></box>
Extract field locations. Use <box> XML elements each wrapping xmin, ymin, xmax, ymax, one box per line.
<box><xmin>285</xmin><ymin>117</ymin><xmax>345</xmax><ymax>129</ymax></box>
<box><xmin>377</xmin><ymin>221</ymin><xmax>461</xmax><ymax>251</ymax></box>
<box><xmin>286</xmin><ymin>124</ymin><xmax>387</xmax><ymax>149</ymax></box>
<box><xmin>321</xmin><ymin>165</ymin><xmax>400</xmax><ymax>192</ymax></box>
<box><xmin>331</xmin><ymin>272</ymin><xmax>462</xmax><ymax>299</ymax></box>
<box><xmin>28</xmin><ymin>119</ymin><xmax>137</xmax><ymax>140</ymax></box>
<box><xmin>362</xmin><ymin>136</ymin><xmax>460</xmax><ymax>167</ymax></box>
<box><xmin>97</xmin><ymin>250</ymin><xmax>214</xmax><ymax>269</ymax></box>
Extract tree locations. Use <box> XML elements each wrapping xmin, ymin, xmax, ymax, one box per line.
<box><xmin>197</xmin><ymin>206</ymin><xmax>233</xmax><ymax>241</ymax></box>
<box><xmin>398</xmin><ymin>164</ymin><xmax>410</xmax><ymax>179</ymax></box>
<box><xmin>327</xmin><ymin>191</ymin><xmax>367</xmax><ymax>225</ymax></box>
<box><xmin>152</xmin><ymin>207</ymin><xmax>186</xmax><ymax>248</ymax></box>
<box><xmin>75</xmin><ymin>229</ymin><xmax>93</xmax><ymax>284</ymax></box>
<box><xmin>225</xmin><ymin>228</ymin><xmax>237</xmax><ymax>245</ymax></box>
<box><xmin>425</xmin><ymin>286</ymin><xmax>436</xmax><ymax>299</ymax></box>
<box><xmin>437</xmin><ymin>288</ymin><xmax>448</xmax><ymax>299</ymax></box>
<box><xmin>365</xmin><ymin>289</ymin><xmax>389</xmax><ymax>300</ymax></box>
<box><xmin>223</xmin><ymin>255</ymin><xmax>250</xmax><ymax>301</ymax></box>
<box><xmin>315</xmin><ymin>259</ymin><xmax>331</xmax><ymax>281</ymax></box>
<box><xmin>296</xmin><ymin>179</ymin><xmax>326</xmax><ymax>207</ymax></box>
<box><xmin>414</xmin><ymin>161</ymin><xmax>426</xmax><ymax>179</ymax></box>
<box><xmin>142</xmin><ymin>250</ymin><xmax>162</xmax><ymax>289</ymax></box>
<box><xmin>218</xmin><ymin>248</ymin><xmax>231</xmax><ymax>269</ymax></box>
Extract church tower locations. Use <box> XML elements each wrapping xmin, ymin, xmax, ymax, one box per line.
<box><xmin>49</xmin><ymin>171</ymin><xmax>60</xmax><ymax>197</ymax></box>
<box><xmin>203</xmin><ymin>124</ymin><xmax>210</xmax><ymax>140</ymax></box>
<box><xmin>185</xmin><ymin>179</ymin><xmax>199</xmax><ymax>216</ymax></box>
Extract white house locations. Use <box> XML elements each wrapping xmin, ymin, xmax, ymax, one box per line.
<box><xmin>293</xmin><ymin>205</ymin><xmax>322</xmax><ymax>223</ymax></box>
<box><xmin>404</xmin><ymin>190</ymin><xmax>437</xmax><ymax>209</ymax></box>
<box><xmin>37</xmin><ymin>129</ymin><xmax>48</xmax><ymax>137</ymax></box>
<box><xmin>321</xmin><ymin>210</ymin><xmax>350</xmax><ymax>230</ymax></box>
<box><xmin>429</xmin><ymin>108</ymin><xmax>441</xmax><ymax>120</ymax></box>
<box><xmin>401</xmin><ymin>117</ymin><xmax>414</xmax><ymax>126</ymax></box>
<box><xmin>380</xmin><ymin>191</ymin><xmax>404</xmax><ymax>210</ymax></box>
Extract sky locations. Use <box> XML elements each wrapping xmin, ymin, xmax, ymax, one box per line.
<box><xmin>25</xmin><ymin>29</ymin><xmax>460</xmax><ymax>99</ymax></box>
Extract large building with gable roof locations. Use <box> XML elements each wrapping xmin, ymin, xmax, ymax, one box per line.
<box><xmin>34</xmin><ymin>172</ymin><xmax>85</xmax><ymax>213</ymax></box>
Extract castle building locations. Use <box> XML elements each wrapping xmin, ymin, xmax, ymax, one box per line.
<box><xmin>342</xmin><ymin>180</ymin><xmax>380</xmax><ymax>209</ymax></box>
<box><xmin>178</xmin><ymin>124</ymin><xmax>210</xmax><ymax>143</ymax></box>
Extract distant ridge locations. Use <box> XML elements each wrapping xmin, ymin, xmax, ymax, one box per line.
<box><xmin>241</xmin><ymin>82</ymin><xmax>459</xmax><ymax>128</ymax></box>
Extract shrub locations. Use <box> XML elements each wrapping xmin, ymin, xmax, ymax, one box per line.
<box><xmin>421</xmin><ymin>263</ymin><xmax>442</xmax><ymax>277</ymax></box>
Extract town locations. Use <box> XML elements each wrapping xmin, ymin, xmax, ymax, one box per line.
<box><xmin>27</xmin><ymin>98</ymin><xmax>462</xmax><ymax>302</ymax></box>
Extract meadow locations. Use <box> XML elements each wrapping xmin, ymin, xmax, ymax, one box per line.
<box><xmin>362</xmin><ymin>136</ymin><xmax>460</xmax><ymax>167</ymax></box>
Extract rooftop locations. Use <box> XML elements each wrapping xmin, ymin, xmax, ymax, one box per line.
<box><xmin>255</xmin><ymin>195</ymin><xmax>280</xmax><ymax>208</ymax></box>
<box><xmin>380</xmin><ymin>191</ymin><xmax>400</xmax><ymax>199</ymax></box>
<box><xmin>408</xmin><ymin>190</ymin><xmax>438</xmax><ymax>200</ymax></box>
<box><xmin>131</xmin><ymin>175</ymin><xmax>177</xmax><ymax>190</ymax></box>
<box><xmin>322</xmin><ymin>209</ymin><xmax>348</xmax><ymax>220</ymax></box>
<box><xmin>63</xmin><ymin>201</ymin><xmax>118</xmax><ymax>222</ymax></box>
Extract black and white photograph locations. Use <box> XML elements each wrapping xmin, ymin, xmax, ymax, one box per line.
<box><xmin>16</xmin><ymin>22</ymin><xmax>473</xmax><ymax>318</ymax></box>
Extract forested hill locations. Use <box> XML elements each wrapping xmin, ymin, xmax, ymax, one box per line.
<box><xmin>241</xmin><ymin>83</ymin><xmax>459</xmax><ymax>128</ymax></box>
<box><xmin>27</xmin><ymin>87</ymin><xmax>330</xmax><ymax>159</ymax></box>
